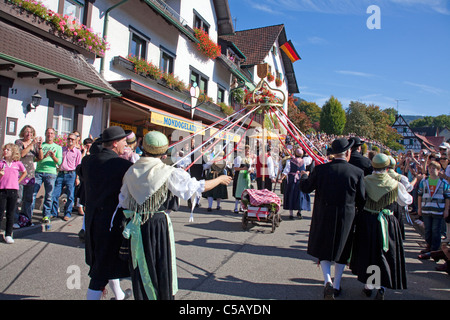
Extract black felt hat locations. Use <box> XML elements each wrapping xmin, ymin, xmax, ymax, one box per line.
<box><xmin>99</xmin><ymin>126</ymin><xmax>129</xmax><ymax>142</ymax></box>
<box><xmin>331</xmin><ymin>138</ymin><xmax>354</xmax><ymax>154</ymax></box>
<box><xmin>349</xmin><ymin>136</ymin><xmax>364</xmax><ymax>146</ymax></box>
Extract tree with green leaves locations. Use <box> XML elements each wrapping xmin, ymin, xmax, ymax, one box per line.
<box><xmin>344</xmin><ymin>101</ymin><xmax>374</xmax><ymax>137</ymax></box>
<box><xmin>297</xmin><ymin>100</ymin><xmax>322</xmax><ymax>124</ymax></box>
<box><xmin>320</xmin><ymin>96</ymin><xmax>346</xmax><ymax>135</ymax></box>
<box><xmin>410</xmin><ymin>114</ymin><xmax>450</xmax><ymax>128</ymax></box>
<box><xmin>344</xmin><ymin>101</ymin><xmax>404</xmax><ymax>151</ymax></box>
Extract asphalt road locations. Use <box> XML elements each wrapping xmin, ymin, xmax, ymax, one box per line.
<box><xmin>1</xmin><ymin>186</ymin><xmax>449</xmax><ymax>301</ymax></box>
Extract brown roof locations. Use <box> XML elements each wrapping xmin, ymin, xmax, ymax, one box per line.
<box><xmin>220</xmin><ymin>24</ymin><xmax>285</xmax><ymax>66</ymax></box>
<box><xmin>0</xmin><ymin>19</ymin><xmax>119</xmax><ymax>96</ymax></box>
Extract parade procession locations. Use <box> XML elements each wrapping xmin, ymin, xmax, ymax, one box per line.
<box><xmin>0</xmin><ymin>0</ymin><xmax>449</xmax><ymax>307</ymax></box>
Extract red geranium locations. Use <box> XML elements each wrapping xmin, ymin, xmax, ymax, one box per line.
<box><xmin>194</xmin><ymin>28</ymin><xmax>221</xmax><ymax>60</ymax></box>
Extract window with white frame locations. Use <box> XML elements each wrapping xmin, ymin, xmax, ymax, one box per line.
<box><xmin>129</xmin><ymin>26</ymin><xmax>149</xmax><ymax>59</ymax></box>
<box><xmin>63</xmin><ymin>0</ymin><xmax>84</xmax><ymax>22</ymax></box>
<box><xmin>53</xmin><ymin>103</ymin><xmax>74</xmax><ymax>136</ymax></box>
<box><xmin>160</xmin><ymin>48</ymin><xmax>175</xmax><ymax>74</ymax></box>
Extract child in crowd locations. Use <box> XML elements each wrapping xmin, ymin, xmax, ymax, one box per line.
<box><xmin>418</xmin><ymin>160</ymin><xmax>450</xmax><ymax>258</ymax></box>
<box><xmin>0</xmin><ymin>143</ymin><xmax>27</xmax><ymax>244</ymax></box>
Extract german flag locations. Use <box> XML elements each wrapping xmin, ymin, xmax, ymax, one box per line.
<box><xmin>280</xmin><ymin>40</ymin><xmax>301</xmax><ymax>62</ymax></box>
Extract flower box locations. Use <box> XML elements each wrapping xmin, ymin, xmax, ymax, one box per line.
<box><xmin>1</xmin><ymin>0</ymin><xmax>107</xmax><ymax>58</ymax></box>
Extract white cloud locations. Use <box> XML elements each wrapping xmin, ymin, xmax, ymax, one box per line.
<box><xmin>246</xmin><ymin>0</ymin><xmax>450</xmax><ymax>15</ymax></box>
<box><xmin>388</xmin><ymin>0</ymin><xmax>450</xmax><ymax>15</ymax></box>
<box><xmin>335</xmin><ymin>70</ymin><xmax>377</xmax><ymax>78</ymax></box>
<box><xmin>403</xmin><ymin>81</ymin><xmax>445</xmax><ymax>95</ymax></box>
<box><xmin>307</xmin><ymin>36</ymin><xmax>328</xmax><ymax>45</ymax></box>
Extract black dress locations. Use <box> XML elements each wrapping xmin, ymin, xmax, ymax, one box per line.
<box><xmin>127</xmin><ymin>191</ymin><xmax>178</xmax><ymax>300</ymax></box>
<box><xmin>350</xmin><ymin>202</ymin><xmax>407</xmax><ymax>289</ymax></box>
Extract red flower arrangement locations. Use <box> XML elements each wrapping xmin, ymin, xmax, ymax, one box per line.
<box><xmin>267</xmin><ymin>73</ymin><xmax>274</xmax><ymax>82</ymax></box>
<box><xmin>243</xmin><ymin>85</ymin><xmax>283</xmax><ymax>108</ymax></box>
<box><xmin>275</xmin><ymin>78</ymin><xmax>283</xmax><ymax>87</ymax></box>
<box><xmin>194</xmin><ymin>28</ymin><xmax>221</xmax><ymax>60</ymax></box>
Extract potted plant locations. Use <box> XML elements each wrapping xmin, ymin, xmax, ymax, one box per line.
<box><xmin>275</xmin><ymin>78</ymin><xmax>283</xmax><ymax>87</ymax></box>
<box><xmin>218</xmin><ymin>102</ymin><xmax>234</xmax><ymax>116</ymax></box>
<box><xmin>231</xmin><ymin>87</ymin><xmax>245</xmax><ymax>103</ymax></box>
<box><xmin>127</xmin><ymin>55</ymin><xmax>162</xmax><ymax>80</ymax></box>
<box><xmin>194</xmin><ymin>28</ymin><xmax>221</xmax><ymax>60</ymax></box>
<box><xmin>267</xmin><ymin>72</ymin><xmax>274</xmax><ymax>82</ymax></box>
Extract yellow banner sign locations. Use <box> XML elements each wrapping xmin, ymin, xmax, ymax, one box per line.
<box><xmin>151</xmin><ymin>112</ymin><xmax>204</xmax><ymax>134</ymax></box>
<box><xmin>150</xmin><ymin>112</ymin><xmax>241</xmax><ymax>142</ymax></box>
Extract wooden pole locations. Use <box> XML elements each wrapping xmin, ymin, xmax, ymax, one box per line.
<box><xmin>262</xmin><ymin>110</ymin><xmax>266</xmax><ymax>183</ymax></box>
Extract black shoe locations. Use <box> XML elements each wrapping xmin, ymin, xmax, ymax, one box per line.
<box><xmin>323</xmin><ymin>282</ymin><xmax>335</xmax><ymax>300</ymax></box>
<box><xmin>216</xmin><ymin>206</ymin><xmax>221</xmax><ymax>210</ymax></box>
<box><xmin>289</xmin><ymin>215</ymin><xmax>294</xmax><ymax>220</ymax></box>
<box><xmin>297</xmin><ymin>212</ymin><xmax>303</xmax><ymax>220</ymax></box>
<box><xmin>333</xmin><ymin>287</ymin><xmax>342</xmax><ymax>297</ymax></box>
<box><xmin>362</xmin><ymin>288</ymin><xmax>373</xmax><ymax>297</ymax></box>
<box><xmin>207</xmin><ymin>208</ymin><xmax>212</xmax><ymax>212</ymax></box>
<box><xmin>375</xmin><ymin>288</ymin><xmax>385</xmax><ymax>300</ymax></box>
<box><xmin>78</xmin><ymin>229</ymin><xmax>85</xmax><ymax>242</ymax></box>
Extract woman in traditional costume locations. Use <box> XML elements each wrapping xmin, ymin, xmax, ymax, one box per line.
<box><xmin>118</xmin><ymin>131</ymin><xmax>231</xmax><ymax>300</ymax></box>
<box><xmin>202</xmin><ymin>151</ymin><xmax>228</xmax><ymax>211</ymax></box>
<box><xmin>282</xmin><ymin>148</ymin><xmax>310</xmax><ymax>220</ymax></box>
<box><xmin>233</xmin><ymin>145</ymin><xmax>253</xmax><ymax>213</ymax></box>
<box><xmin>350</xmin><ymin>153</ymin><xmax>412</xmax><ymax>300</ymax></box>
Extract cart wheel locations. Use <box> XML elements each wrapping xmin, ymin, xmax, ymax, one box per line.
<box><xmin>271</xmin><ymin>215</ymin><xmax>276</xmax><ymax>233</ymax></box>
<box><xmin>275</xmin><ymin>213</ymin><xmax>281</xmax><ymax>227</ymax></box>
<box><xmin>242</xmin><ymin>211</ymin><xmax>248</xmax><ymax>230</ymax></box>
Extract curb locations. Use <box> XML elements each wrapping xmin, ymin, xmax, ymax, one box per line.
<box><xmin>12</xmin><ymin>215</ymin><xmax>83</xmax><ymax>239</ymax></box>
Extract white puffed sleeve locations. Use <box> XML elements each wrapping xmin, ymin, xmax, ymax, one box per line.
<box><xmin>168</xmin><ymin>167</ymin><xmax>205</xmax><ymax>201</ymax></box>
<box><xmin>397</xmin><ymin>182</ymin><xmax>413</xmax><ymax>206</ymax></box>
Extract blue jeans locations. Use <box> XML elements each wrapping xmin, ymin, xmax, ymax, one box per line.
<box><xmin>422</xmin><ymin>214</ymin><xmax>444</xmax><ymax>251</ymax></box>
<box><xmin>51</xmin><ymin>171</ymin><xmax>76</xmax><ymax>218</ymax></box>
<box><xmin>32</xmin><ymin>172</ymin><xmax>57</xmax><ymax>218</ymax></box>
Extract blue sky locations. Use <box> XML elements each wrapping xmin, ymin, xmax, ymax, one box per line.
<box><xmin>228</xmin><ymin>0</ymin><xmax>450</xmax><ymax>116</ymax></box>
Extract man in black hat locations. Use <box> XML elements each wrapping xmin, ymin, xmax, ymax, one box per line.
<box><xmin>80</xmin><ymin>126</ymin><xmax>133</xmax><ymax>300</ymax></box>
<box><xmin>348</xmin><ymin>137</ymin><xmax>373</xmax><ymax>176</ymax></box>
<box><xmin>300</xmin><ymin>137</ymin><xmax>366</xmax><ymax>300</ymax></box>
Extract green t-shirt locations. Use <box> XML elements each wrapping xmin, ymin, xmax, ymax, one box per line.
<box><xmin>428</xmin><ymin>178</ymin><xmax>439</xmax><ymax>197</ymax></box>
<box><xmin>36</xmin><ymin>142</ymin><xmax>63</xmax><ymax>174</ymax></box>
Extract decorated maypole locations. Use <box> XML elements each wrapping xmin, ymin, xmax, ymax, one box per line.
<box><xmin>242</xmin><ymin>63</ymin><xmax>285</xmax><ymax>183</ymax></box>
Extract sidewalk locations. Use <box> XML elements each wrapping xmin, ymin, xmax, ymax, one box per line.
<box><xmin>2</xmin><ymin>206</ymin><xmax>84</xmax><ymax>240</ymax></box>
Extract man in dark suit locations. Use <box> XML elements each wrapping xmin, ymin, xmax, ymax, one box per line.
<box><xmin>300</xmin><ymin>138</ymin><xmax>366</xmax><ymax>299</ymax></box>
<box><xmin>80</xmin><ymin>126</ymin><xmax>133</xmax><ymax>300</ymax></box>
<box><xmin>348</xmin><ymin>137</ymin><xmax>373</xmax><ymax>176</ymax></box>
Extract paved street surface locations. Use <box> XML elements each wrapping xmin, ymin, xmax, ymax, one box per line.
<box><xmin>1</xmin><ymin>186</ymin><xmax>449</xmax><ymax>301</ymax></box>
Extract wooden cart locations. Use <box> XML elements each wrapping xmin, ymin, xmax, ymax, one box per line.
<box><xmin>241</xmin><ymin>205</ymin><xmax>281</xmax><ymax>233</ymax></box>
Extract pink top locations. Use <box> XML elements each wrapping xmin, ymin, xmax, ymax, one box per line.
<box><xmin>0</xmin><ymin>160</ymin><xmax>26</xmax><ymax>190</ymax></box>
<box><xmin>59</xmin><ymin>146</ymin><xmax>82</xmax><ymax>172</ymax></box>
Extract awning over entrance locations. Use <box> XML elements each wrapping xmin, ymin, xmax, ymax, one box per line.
<box><xmin>112</xmin><ymin>97</ymin><xmax>240</xmax><ymax>142</ymax></box>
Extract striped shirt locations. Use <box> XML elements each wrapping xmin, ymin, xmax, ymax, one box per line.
<box><xmin>418</xmin><ymin>178</ymin><xmax>450</xmax><ymax>215</ymax></box>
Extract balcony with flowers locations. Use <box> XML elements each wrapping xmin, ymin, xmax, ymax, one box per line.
<box><xmin>0</xmin><ymin>0</ymin><xmax>108</xmax><ymax>58</ymax></box>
